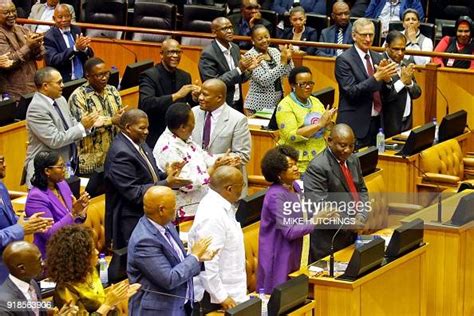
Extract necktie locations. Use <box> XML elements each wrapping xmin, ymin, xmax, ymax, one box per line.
<box><xmin>64</xmin><ymin>31</ymin><xmax>84</xmax><ymax>79</ymax></box>
<box><xmin>138</xmin><ymin>146</ymin><xmax>158</xmax><ymax>183</ymax></box>
<box><xmin>336</xmin><ymin>28</ymin><xmax>344</xmax><ymax>56</ymax></box>
<box><xmin>339</xmin><ymin>161</ymin><xmax>360</xmax><ymax>202</ymax></box>
<box><xmin>52</xmin><ymin>101</ymin><xmax>78</xmax><ymax>170</ymax></box>
<box><xmin>28</xmin><ymin>285</ymin><xmax>39</xmax><ymax>316</ymax></box>
<box><xmin>364</xmin><ymin>54</ymin><xmax>382</xmax><ymax>113</ymax></box>
<box><xmin>202</xmin><ymin>112</ymin><xmax>212</xmax><ymax>150</ymax></box>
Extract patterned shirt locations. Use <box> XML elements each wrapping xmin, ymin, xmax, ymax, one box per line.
<box><xmin>69</xmin><ymin>83</ymin><xmax>123</xmax><ymax>175</ymax></box>
<box><xmin>153</xmin><ymin>128</ymin><xmax>217</xmax><ymax>217</ymax></box>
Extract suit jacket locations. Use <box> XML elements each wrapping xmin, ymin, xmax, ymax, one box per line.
<box><xmin>138</xmin><ymin>63</ymin><xmax>194</xmax><ymax>148</ymax></box>
<box><xmin>44</xmin><ymin>25</ymin><xmax>94</xmax><ymax>82</ymax></box>
<box><xmin>25</xmin><ymin>92</ymin><xmax>84</xmax><ymax>188</ymax></box>
<box><xmin>104</xmin><ymin>133</ymin><xmax>167</xmax><ymax>249</ymax></box>
<box><xmin>25</xmin><ymin>181</ymin><xmax>79</xmax><ymax>257</ymax></box>
<box><xmin>316</xmin><ymin>24</ymin><xmax>353</xmax><ymax>56</ymax></box>
<box><xmin>0</xmin><ymin>181</ymin><xmax>23</xmax><ymax>283</ymax></box>
<box><xmin>199</xmin><ymin>40</ymin><xmax>250</xmax><ymax>106</ymax></box>
<box><xmin>228</xmin><ymin>14</ymin><xmax>273</xmax><ymax>50</ymax></box>
<box><xmin>381</xmin><ymin>53</ymin><xmax>422</xmax><ymax>138</ymax></box>
<box><xmin>278</xmin><ymin>26</ymin><xmax>319</xmax><ymax>55</ymax></box>
<box><xmin>127</xmin><ymin>217</ymin><xmax>201</xmax><ymax>316</ymax></box>
<box><xmin>0</xmin><ymin>277</ymin><xmax>43</xmax><ymax>316</ymax></box>
<box><xmin>365</xmin><ymin>0</ymin><xmax>424</xmax><ymax>21</ymax></box>
<box><xmin>27</xmin><ymin>3</ymin><xmax>76</xmax><ymax>32</ymax></box>
<box><xmin>335</xmin><ymin>46</ymin><xmax>383</xmax><ymax>140</ymax></box>
<box><xmin>303</xmin><ymin>148</ymin><xmax>368</xmax><ymax>261</ymax></box>
<box><xmin>272</xmin><ymin>0</ymin><xmax>326</xmax><ymax>14</ymax></box>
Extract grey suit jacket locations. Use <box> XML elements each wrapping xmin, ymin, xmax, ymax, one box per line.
<box><xmin>191</xmin><ymin>104</ymin><xmax>251</xmax><ymax>193</ymax></box>
<box><xmin>0</xmin><ymin>277</ymin><xmax>42</xmax><ymax>315</ymax></box>
<box><xmin>27</xmin><ymin>3</ymin><xmax>76</xmax><ymax>32</ymax></box>
<box><xmin>24</xmin><ymin>92</ymin><xmax>84</xmax><ymax>187</ymax></box>
<box><xmin>199</xmin><ymin>40</ymin><xmax>250</xmax><ymax>106</ymax></box>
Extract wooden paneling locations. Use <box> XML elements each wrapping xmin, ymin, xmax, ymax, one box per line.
<box><xmin>0</xmin><ymin>121</ymin><xmax>27</xmax><ymax>191</ymax></box>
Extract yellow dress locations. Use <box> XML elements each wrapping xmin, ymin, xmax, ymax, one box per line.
<box><xmin>276</xmin><ymin>93</ymin><xmax>328</xmax><ymax>172</ymax></box>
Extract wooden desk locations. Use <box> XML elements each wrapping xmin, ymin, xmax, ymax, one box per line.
<box><xmin>402</xmin><ymin>190</ymin><xmax>474</xmax><ymax>316</ymax></box>
<box><xmin>291</xmin><ymin>244</ymin><xmax>428</xmax><ymax>316</ymax></box>
<box><xmin>206</xmin><ymin>299</ymin><xmax>316</xmax><ymax>316</ymax></box>
<box><xmin>247</xmin><ymin>126</ymin><xmax>278</xmax><ymax>176</ymax></box>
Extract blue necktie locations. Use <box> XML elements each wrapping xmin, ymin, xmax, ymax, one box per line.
<box><xmin>64</xmin><ymin>31</ymin><xmax>83</xmax><ymax>79</ymax></box>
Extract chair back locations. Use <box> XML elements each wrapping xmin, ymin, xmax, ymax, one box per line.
<box><xmin>243</xmin><ymin>221</ymin><xmax>259</xmax><ymax>293</ymax></box>
<box><xmin>420</xmin><ymin>139</ymin><xmax>464</xmax><ymax>177</ymax></box>
<box><xmin>181</xmin><ymin>4</ymin><xmax>226</xmax><ymax>46</ymax></box>
<box><xmin>83</xmin><ymin>0</ymin><xmax>128</xmax><ymax>39</ymax></box>
<box><xmin>131</xmin><ymin>1</ymin><xmax>176</xmax><ymax>42</ymax></box>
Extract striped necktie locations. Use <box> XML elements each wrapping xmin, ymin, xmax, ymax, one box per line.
<box><xmin>336</xmin><ymin>28</ymin><xmax>344</xmax><ymax>56</ymax></box>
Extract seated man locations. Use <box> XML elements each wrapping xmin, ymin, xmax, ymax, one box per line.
<box><xmin>188</xmin><ymin>166</ymin><xmax>247</xmax><ymax>312</ymax></box>
<box><xmin>139</xmin><ymin>38</ymin><xmax>200</xmax><ymax>147</ymax></box>
<box><xmin>44</xmin><ymin>4</ymin><xmax>93</xmax><ymax>82</ymax></box>
<box><xmin>27</xmin><ymin>0</ymin><xmax>76</xmax><ymax>33</ymax></box>
<box><xmin>69</xmin><ymin>57</ymin><xmax>125</xmax><ymax>177</ymax></box>
<box><xmin>365</xmin><ymin>0</ymin><xmax>424</xmax><ymax>35</ymax></box>
<box><xmin>228</xmin><ymin>0</ymin><xmax>273</xmax><ymax>50</ymax></box>
<box><xmin>128</xmin><ymin>186</ymin><xmax>216</xmax><ymax>316</ymax></box>
<box><xmin>153</xmin><ymin>103</ymin><xmax>239</xmax><ymax>219</ymax></box>
<box><xmin>317</xmin><ymin>1</ymin><xmax>353</xmax><ymax>57</ymax></box>
<box><xmin>304</xmin><ymin>124</ymin><xmax>369</xmax><ymax>261</ymax></box>
<box><xmin>0</xmin><ymin>0</ymin><xmax>44</xmax><ymax>100</ymax></box>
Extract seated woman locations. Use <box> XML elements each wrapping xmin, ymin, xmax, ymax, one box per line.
<box><xmin>153</xmin><ymin>103</ymin><xmax>238</xmax><ymax>219</ymax></box>
<box><xmin>46</xmin><ymin>225</ymin><xmax>140</xmax><ymax>314</ymax></box>
<box><xmin>276</xmin><ymin>66</ymin><xmax>336</xmax><ymax>172</ymax></box>
<box><xmin>25</xmin><ymin>151</ymin><xmax>89</xmax><ymax>257</ymax></box>
<box><xmin>400</xmin><ymin>8</ymin><xmax>433</xmax><ymax>65</ymax></box>
<box><xmin>277</xmin><ymin>6</ymin><xmax>318</xmax><ymax>55</ymax></box>
<box><xmin>244</xmin><ymin>24</ymin><xmax>294</xmax><ymax>116</ymax></box>
<box><xmin>433</xmin><ymin>16</ymin><xmax>474</xmax><ymax>69</ymax></box>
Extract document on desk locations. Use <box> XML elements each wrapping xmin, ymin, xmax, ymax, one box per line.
<box><xmin>248</xmin><ymin>118</ymin><xmax>270</xmax><ymax>128</ymax></box>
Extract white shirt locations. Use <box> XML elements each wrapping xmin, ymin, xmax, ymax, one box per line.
<box><xmin>9</xmin><ymin>274</ymin><xmax>35</xmax><ymax>301</ymax></box>
<box><xmin>205</xmin><ymin>104</ymin><xmax>225</xmax><ymax>141</ymax></box>
<box><xmin>380</xmin><ymin>1</ymin><xmax>401</xmax><ymax>34</ymax></box>
<box><xmin>215</xmin><ymin>40</ymin><xmax>241</xmax><ymax>103</ymax></box>
<box><xmin>387</xmin><ymin>55</ymin><xmax>414</xmax><ymax>118</ymax></box>
<box><xmin>401</xmin><ymin>30</ymin><xmax>434</xmax><ymax>65</ymax></box>
<box><xmin>36</xmin><ymin>4</ymin><xmax>54</xmax><ymax>33</ymax></box>
<box><xmin>188</xmin><ymin>189</ymin><xmax>247</xmax><ymax>304</ymax></box>
<box><xmin>354</xmin><ymin>45</ymin><xmax>380</xmax><ymax>117</ymax></box>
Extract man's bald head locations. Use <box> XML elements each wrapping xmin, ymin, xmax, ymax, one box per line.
<box><xmin>53</xmin><ymin>3</ymin><xmax>72</xmax><ymax>29</ymax></box>
<box><xmin>328</xmin><ymin>123</ymin><xmax>356</xmax><ymax>162</ymax></box>
<box><xmin>332</xmin><ymin>1</ymin><xmax>350</xmax><ymax>28</ymax></box>
<box><xmin>161</xmin><ymin>39</ymin><xmax>182</xmax><ymax>71</ymax></box>
<box><xmin>0</xmin><ymin>1</ymin><xmax>16</xmax><ymax>29</ymax></box>
<box><xmin>120</xmin><ymin>108</ymin><xmax>147</xmax><ymax>128</ymax></box>
<box><xmin>210</xmin><ymin>166</ymin><xmax>243</xmax><ymax>203</ymax></box>
<box><xmin>198</xmin><ymin>79</ymin><xmax>227</xmax><ymax>112</ymax></box>
<box><xmin>143</xmin><ymin>186</ymin><xmax>177</xmax><ymax>225</ymax></box>
<box><xmin>3</xmin><ymin>241</ymin><xmax>43</xmax><ymax>282</ymax></box>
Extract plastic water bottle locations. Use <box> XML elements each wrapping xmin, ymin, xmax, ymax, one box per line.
<box><xmin>355</xmin><ymin>235</ymin><xmax>363</xmax><ymax>249</ymax></box>
<box><xmin>99</xmin><ymin>253</ymin><xmax>108</xmax><ymax>285</ymax></box>
<box><xmin>376</xmin><ymin>128</ymin><xmax>385</xmax><ymax>153</ymax></box>
<box><xmin>65</xmin><ymin>161</ymin><xmax>74</xmax><ymax>179</ymax></box>
<box><xmin>259</xmin><ymin>288</ymin><xmax>268</xmax><ymax>316</ymax></box>
<box><xmin>433</xmin><ymin>117</ymin><xmax>439</xmax><ymax>144</ymax></box>
<box><xmin>2</xmin><ymin>93</ymin><xmax>10</xmax><ymax>101</ymax></box>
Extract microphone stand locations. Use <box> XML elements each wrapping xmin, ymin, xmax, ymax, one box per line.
<box><xmin>329</xmin><ymin>220</ymin><xmax>345</xmax><ymax>278</ymax></box>
<box><xmin>101</xmin><ymin>33</ymin><xmax>138</xmax><ymax>63</ymax></box>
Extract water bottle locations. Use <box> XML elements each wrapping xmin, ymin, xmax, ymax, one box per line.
<box><xmin>376</xmin><ymin>128</ymin><xmax>385</xmax><ymax>153</ymax></box>
<box><xmin>2</xmin><ymin>93</ymin><xmax>10</xmax><ymax>101</ymax></box>
<box><xmin>99</xmin><ymin>253</ymin><xmax>108</xmax><ymax>285</ymax></box>
<box><xmin>65</xmin><ymin>161</ymin><xmax>74</xmax><ymax>179</ymax></box>
<box><xmin>433</xmin><ymin>117</ymin><xmax>439</xmax><ymax>144</ymax></box>
<box><xmin>259</xmin><ymin>288</ymin><xmax>268</xmax><ymax>316</ymax></box>
<box><xmin>355</xmin><ymin>235</ymin><xmax>363</xmax><ymax>249</ymax></box>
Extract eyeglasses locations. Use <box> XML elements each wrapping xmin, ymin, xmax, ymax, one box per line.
<box><xmin>216</xmin><ymin>26</ymin><xmax>233</xmax><ymax>33</ymax></box>
<box><xmin>1</xmin><ymin>9</ymin><xmax>16</xmax><ymax>16</ymax></box>
<box><xmin>163</xmin><ymin>50</ymin><xmax>183</xmax><ymax>57</ymax></box>
<box><xmin>355</xmin><ymin>32</ymin><xmax>375</xmax><ymax>38</ymax></box>
<box><xmin>295</xmin><ymin>81</ymin><xmax>315</xmax><ymax>88</ymax></box>
<box><xmin>91</xmin><ymin>71</ymin><xmax>110</xmax><ymax>79</ymax></box>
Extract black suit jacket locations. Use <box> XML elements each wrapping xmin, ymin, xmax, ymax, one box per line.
<box><xmin>0</xmin><ymin>278</ymin><xmax>43</xmax><ymax>316</ymax></box>
<box><xmin>303</xmin><ymin>148</ymin><xmax>368</xmax><ymax>261</ymax></box>
<box><xmin>278</xmin><ymin>26</ymin><xmax>319</xmax><ymax>55</ymax></box>
<box><xmin>228</xmin><ymin>14</ymin><xmax>273</xmax><ymax>50</ymax></box>
<box><xmin>381</xmin><ymin>53</ymin><xmax>422</xmax><ymax>138</ymax></box>
<box><xmin>44</xmin><ymin>25</ymin><xmax>94</xmax><ymax>82</ymax></box>
<box><xmin>335</xmin><ymin>46</ymin><xmax>384</xmax><ymax>140</ymax></box>
<box><xmin>199</xmin><ymin>40</ymin><xmax>250</xmax><ymax>106</ymax></box>
<box><xmin>138</xmin><ymin>63</ymin><xmax>195</xmax><ymax>147</ymax></box>
<box><xmin>104</xmin><ymin>133</ymin><xmax>167</xmax><ymax>249</ymax></box>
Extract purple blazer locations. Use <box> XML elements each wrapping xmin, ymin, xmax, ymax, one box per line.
<box><xmin>256</xmin><ymin>182</ymin><xmax>314</xmax><ymax>294</ymax></box>
<box><xmin>25</xmin><ymin>180</ymin><xmax>83</xmax><ymax>257</ymax></box>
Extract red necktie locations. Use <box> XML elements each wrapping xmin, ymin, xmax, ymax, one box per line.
<box><xmin>364</xmin><ymin>54</ymin><xmax>382</xmax><ymax>113</ymax></box>
<box><xmin>339</xmin><ymin>161</ymin><xmax>360</xmax><ymax>202</ymax></box>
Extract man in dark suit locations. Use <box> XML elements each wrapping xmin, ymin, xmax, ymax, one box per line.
<box><xmin>44</xmin><ymin>4</ymin><xmax>93</xmax><ymax>82</ymax></box>
<box><xmin>0</xmin><ymin>156</ymin><xmax>51</xmax><ymax>283</ymax></box>
<box><xmin>0</xmin><ymin>241</ymin><xmax>45</xmax><ymax>315</ymax></box>
<box><xmin>228</xmin><ymin>0</ymin><xmax>273</xmax><ymax>50</ymax></box>
<box><xmin>317</xmin><ymin>1</ymin><xmax>354</xmax><ymax>57</ymax></box>
<box><xmin>381</xmin><ymin>30</ymin><xmax>422</xmax><ymax>138</ymax></box>
<box><xmin>199</xmin><ymin>17</ymin><xmax>257</xmax><ymax>113</ymax></box>
<box><xmin>104</xmin><ymin>109</ymin><xmax>191</xmax><ymax>250</ymax></box>
<box><xmin>139</xmin><ymin>39</ymin><xmax>200</xmax><ymax>147</ymax></box>
<box><xmin>128</xmin><ymin>186</ymin><xmax>215</xmax><ymax>316</ymax></box>
<box><xmin>335</xmin><ymin>18</ymin><xmax>397</xmax><ymax>148</ymax></box>
<box><xmin>304</xmin><ymin>124</ymin><xmax>369</xmax><ymax>261</ymax></box>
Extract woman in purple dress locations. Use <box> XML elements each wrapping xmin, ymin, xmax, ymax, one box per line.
<box><xmin>256</xmin><ymin>145</ymin><xmax>315</xmax><ymax>294</ymax></box>
<box><xmin>25</xmin><ymin>151</ymin><xmax>90</xmax><ymax>257</ymax></box>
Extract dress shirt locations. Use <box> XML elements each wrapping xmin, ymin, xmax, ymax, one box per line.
<box><xmin>215</xmin><ymin>40</ymin><xmax>241</xmax><ymax>103</ymax></box>
<box><xmin>9</xmin><ymin>274</ymin><xmax>34</xmax><ymax>301</ymax></box>
<box><xmin>354</xmin><ymin>45</ymin><xmax>380</xmax><ymax>117</ymax></box>
<box><xmin>59</xmin><ymin>28</ymin><xmax>78</xmax><ymax>80</ymax></box>
<box><xmin>121</xmin><ymin>131</ymin><xmax>141</xmax><ymax>152</ymax></box>
<box><xmin>43</xmin><ymin>93</ymin><xmax>87</xmax><ymax>137</ymax></box>
<box><xmin>188</xmin><ymin>189</ymin><xmax>247</xmax><ymax>304</ymax></box>
<box><xmin>387</xmin><ymin>56</ymin><xmax>413</xmax><ymax>118</ymax></box>
<box><xmin>401</xmin><ymin>30</ymin><xmax>433</xmax><ymax>65</ymax></box>
<box><xmin>36</xmin><ymin>5</ymin><xmax>54</xmax><ymax>33</ymax></box>
<box><xmin>206</xmin><ymin>104</ymin><xmax>224</xmax><ymax>141</ymax></box>
<box><xmin>153</xmin><ymin>128</ymin><xmax>216</xmax><ymax>216</ymax></box>
<box><xmin>379</xmin><ymin>1</ymin><xmax>401</xmax><ymax>34</ymax></box>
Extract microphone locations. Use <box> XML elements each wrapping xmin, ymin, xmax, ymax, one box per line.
<box><xmin>140</xmin><ymin>287</ymin><xmax>194</xmax><ymax>301</ymax></box>
<box><xmin>436</xmin><ymin>86</ymin><xmax>449</xmax><ymax>116</ymax></box>
<box><xmin>401</xmin><ymin>154</ymin><xmax>442</xmax><ymax>223</ymax></box>
<box><xmin>101</xmin><ymin>33</ymin><xmax>138</xmax><ymax>63</ymax></box>
<box><xmin>329</xmin><ymin>219</ymin><xmax>345</xmax><ymax>278</ymax></box>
